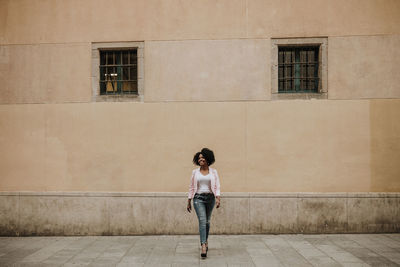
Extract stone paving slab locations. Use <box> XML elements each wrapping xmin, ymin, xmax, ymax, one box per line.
<box><xmin>0</xmin><ymin>234</ymin><xmax>399</xmax><ymax>266</ymax></box>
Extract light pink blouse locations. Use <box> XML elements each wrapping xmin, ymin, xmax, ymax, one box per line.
<box><xmin>188</xmin><ymin>167</ymin><xmax>221</xmax><ymax>199</ymax></box>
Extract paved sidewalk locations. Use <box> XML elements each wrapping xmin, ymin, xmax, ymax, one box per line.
<box><xmin>0</xmin><ymin>234</ymin><xmax>399</xmax><ymax>267</ymax></box>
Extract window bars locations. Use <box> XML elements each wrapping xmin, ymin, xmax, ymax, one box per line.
<box><xmin>278</xmin><ymin>46</ymin><xmax>319</xmax><ymax>93</ymax></box>
<box><xmin>99</xmin><ymin>49</ymin><xmax>138</xmax><ymax>95</ymax></box>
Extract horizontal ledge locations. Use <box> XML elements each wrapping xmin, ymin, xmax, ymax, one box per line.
<box><xmin>0</xmin><ymin>191</ymin><xmax>399</xmax><ymax>198</ymax></box>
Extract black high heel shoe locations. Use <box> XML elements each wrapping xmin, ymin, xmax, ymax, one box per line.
<box><xmin>201</xmin><ymin>245</ymin><xmax>207</xmax><ymax>258</ymax></box>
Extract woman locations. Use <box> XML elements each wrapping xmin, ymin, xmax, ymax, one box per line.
<box><xmin>187</xmin><ymin>148</ymin><xmax>221</xmax><ymax>258</ymax></box>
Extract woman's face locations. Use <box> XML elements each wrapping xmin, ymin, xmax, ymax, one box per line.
<box><xmin>198</xmin><ymin>154</ymin><xmax>208</xmax><ymax>166</ymax></box>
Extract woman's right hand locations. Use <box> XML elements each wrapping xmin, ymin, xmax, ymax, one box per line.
<box><xmin>187</xmin><ymin>200</ymin><xmax>192</xmax><ymax>213</ymax></box>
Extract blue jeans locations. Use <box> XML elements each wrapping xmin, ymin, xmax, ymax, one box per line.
<box><xmin>193</xmin><ymin>193</ymin><xmax>215</xmax><ymax>245</ymax></box>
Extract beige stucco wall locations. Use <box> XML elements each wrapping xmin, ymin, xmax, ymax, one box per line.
<box><xmin>0</xmin><ymin>43</ymin><xmax>91</xmax><ymax>104</ymax></box>
<box><xmin>0</xmin><ymin>0</ymin><xmax>399</xmax><ymax>194</ymax></box>
<box><xmin>1</xmin><ymin>0</ymin><xmax>400</xmax><ymax>44</ymax></box>
<box><xmin>0</xmin><ymin>100</ymin><xmax>399</xmax><ymax>192</ymax></box>
<box><xmin>1</xmin><ymin>0</ymin><xmax>247</xmax><ymax>44</ymax></box>
<box><xmin>246</xmin><ymin>100</ymin><xmax>371</xmax><ymax>192</ymax></box>
<box><xmin>248</xmin><ymin>0</ymin><xmax>400</xmax><ymax>38</ymax></box>
<box><xmin>144</xmin><ymin>39</ymin><xmax>270</xmax><ymax>102</ymax></box>
<box><xmin>329</xmin><ymin>35</ymin><xmax>400</xmax><ymax>99</ymax></box>
<box><xmin>2</xmin><ymin>34</ymin><xmax>400</xmax><ymax>103</ymax></box>
<box><xmin>370</xmin><ymin>100</ymin><xmax>400</xmax><ymax>192</ymax></box>
<box><xmin>0</xmin><ymin>0</ymin><xmax>399</xmax><ymax>103</ymax></box>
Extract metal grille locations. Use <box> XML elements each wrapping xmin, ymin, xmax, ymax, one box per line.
<box><xmin>278</xmin><ymin>46</ymin><xmax>319</xmax><ymax>93</ymax></box>
<box><xmin>99</xmin><ymin>49</ymin><xmax>138</xmax><ymax>95</ymax></box>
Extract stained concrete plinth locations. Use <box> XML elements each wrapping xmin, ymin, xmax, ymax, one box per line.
<box><xmin>0</xmin><ymin>192</ymin><xmax>399</xmax><ymax>236</ymax></box>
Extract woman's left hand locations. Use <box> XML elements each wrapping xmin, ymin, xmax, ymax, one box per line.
<box><xmin>216</xmin><ymin>197</ymin><xmax>220</xmax><ymax>208</ymax></box>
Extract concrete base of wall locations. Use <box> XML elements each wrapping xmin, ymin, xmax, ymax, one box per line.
<box><xmin>0</xmin><ymin>192</ymin><xmax>399</xmax><ymax>236</ymax></box>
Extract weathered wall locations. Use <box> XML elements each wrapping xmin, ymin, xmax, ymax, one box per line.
<box><xmin>1</xmin><ymin>192</ymin><xmax>399</xmax><ymax>236</ymax></box>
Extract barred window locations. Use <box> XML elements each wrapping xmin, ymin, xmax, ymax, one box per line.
<box><xmin>278</xmin><ymin>46</ymin><xmax>319</xmax><ymax>93</ymax></box>
<box><xmin>99</xmin><ymin>49</ymin><xmax>138</xmax><ymax>95</ymax></box>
